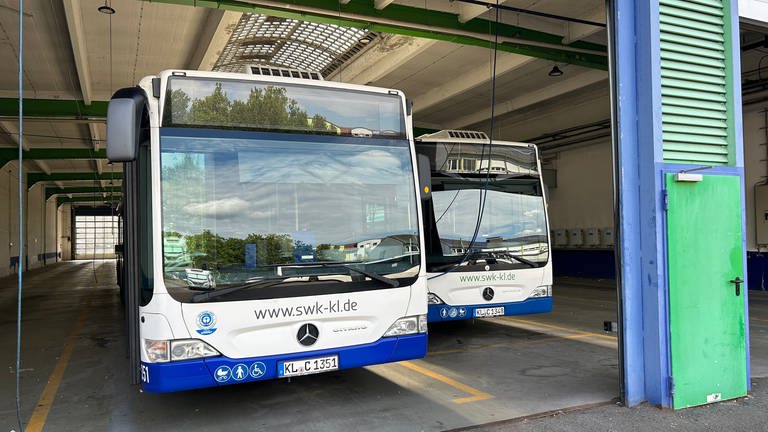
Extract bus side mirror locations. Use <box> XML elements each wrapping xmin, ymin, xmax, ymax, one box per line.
<box><xmin>106</xmin><ymin>88</ymin><xmax>147</xmax><ymax>162</ymax></box>
<box><xmin>417</xmin><ymin>154</ymin><xmax>432</xmax><ymax>200</ymax></box>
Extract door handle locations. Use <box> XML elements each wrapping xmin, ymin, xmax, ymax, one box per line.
<box><xmin>729</xmin><ymin>277</ymin><xmax>743</xmax><ymax>296</ymax></box>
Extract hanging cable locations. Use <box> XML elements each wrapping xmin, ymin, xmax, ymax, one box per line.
<box><xmin>15</xmin><ymin>0</ymin><xmax>25</xmax><ymax>429</ymax></box>
<box><xmin>429</xmin><ymin>0</ymin><xmax>500</xmax><ymax>279</ymax></box>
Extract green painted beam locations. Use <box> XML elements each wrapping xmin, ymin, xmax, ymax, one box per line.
<box><xmin>46</xmin><ymin>186</ymin><xmax>122</xmax><ymax>199</ymax></box>
<box><xmin>0</xmin><ymin>148</ymin><xmax>107</xmax><ymax>162</ymax></box>
<box><xmin>146</xmin><ymin>0</ymin><xmax>608</xmax><ymax>70</ymax></box>
<box><xmin>28</xmin><ymin>172</ymin><xmax>124</xmax><ymax>188</ymax></box>
<box><xmin>57</xmin><ymin>195</ymin><xmax>121</xmax><ymax>207</ymax></box>
<box><xmin>0</xmin><ymin>98</ymin><xmax>108</xmax><ymax>117</ymax></box>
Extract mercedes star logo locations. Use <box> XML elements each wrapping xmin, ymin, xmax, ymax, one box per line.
<box><xmin>482</xmin><ymin>287</ymin><xmax>495</xmax><ymax>301</ymax></box>
<box><xmin>297</xmin><ymin>323</ymin><xmax>319</xmax><ymax>346</ymax></box>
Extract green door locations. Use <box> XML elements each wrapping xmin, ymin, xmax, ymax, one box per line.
<box><xmin>666</xmin><ymin>173</ymin><xmax>747</xmax><ymax>409</ymax></box>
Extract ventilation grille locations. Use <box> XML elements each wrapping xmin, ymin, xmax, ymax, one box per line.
<box><xmin>660</xmin><ymin>0</ymin><xmax>730</xmax><ymax>165</ymax></box>
<box><xmin>419</xmin><ymin>130</ymin><xmax>489</xmax><ymax>141</ymax></box>
<box><xmin>244</xmin><ymin>65</ymin><xmax>323</xmax><ymax>81</ymax></box>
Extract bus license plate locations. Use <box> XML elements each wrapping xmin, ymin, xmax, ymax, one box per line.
<box><xmin>279</xmin><ymin>355</ymin><xmax>339</xmax><ymax>378</ymax></box>
<box><xmin>475</xmin><ymin>307</ymin><xmax>505</xmax><ymax>318</ymax></box>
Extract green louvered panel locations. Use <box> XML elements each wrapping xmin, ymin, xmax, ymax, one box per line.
<box><xmin>660</xmin><ymin>0</ymin><xmax>731</xmax><ymax>165</ymax></box>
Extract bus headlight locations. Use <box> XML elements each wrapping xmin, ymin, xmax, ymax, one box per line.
<box><xmin>529</xmin><ymin>285</ymin><xmax>552</xmax><ymax>298</ymax></box>
<box><xmin>144</xmin><ymin>338</ymin><xmax>220</xmax><ymax>363</ymax></box>
<box><xmin>384</xmin><ymin>315</ymin><xmax>428</xmax><ymax>336</ymax></box>
<box><xmin>427</xmin><ymin>293</ymin><xmax>444</xmax><ymax>304</ymax></box>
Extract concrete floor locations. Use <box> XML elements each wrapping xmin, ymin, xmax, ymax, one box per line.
<box><xmin>3</xmin><ymin>262</ymin><xmax>760</xmax><ymax>431</ymax></box>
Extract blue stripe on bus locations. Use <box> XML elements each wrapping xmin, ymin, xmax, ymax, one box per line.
<box><xmin>140</xmin><ymin>333</ymin><xmax>427</xmax><ymax>393</ymax></box>
<box><xmin>427</xmin><ymin>297</ymin><xmax>552</xmax><ymax>322</ymax></box>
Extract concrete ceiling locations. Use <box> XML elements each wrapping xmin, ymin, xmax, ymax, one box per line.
<box><xmin>0</xmin><ymin>0</ymin><xmax>611</xmax><ymax>206</ymax></box>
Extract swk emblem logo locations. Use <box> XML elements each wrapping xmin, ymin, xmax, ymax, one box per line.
<box><xmin>297</xmin><ymin>323</ymin><xmax>319</xmax><ymax>346</ymax></box>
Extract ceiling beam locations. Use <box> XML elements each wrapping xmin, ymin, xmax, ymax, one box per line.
<box><xmin>28</xmin><ymin>172</ymin><xmax>124</xmax><ymax>188</ymax></box>
<box><xmin>88</xmin><ymin>123</ymin><xmax>101</xmax><ymax>151</ymax></box>
<box><xmin>562</xmin><ymin>7</ymin><xmax>605</xmax><ymax>44</ymax></box>
<box><xmin>63</xmin><ymin>0</ymin><xmax>94</xmax><ymax>105</ymax></box>
<box><xmin>46</xmin><ymin>186</ymin><xmax>122</xmax><ymax>200</ymax></box>
<box><xmin>374</xmin><ymin>0</ymin><xmax>395</xmax><ymax>10</ymax></box>
<box><xmin>412</xmin><ymin>54</ymin><xmax>535</xmax><ymax>113</ymax></box>
<box><xmin>0</xmin><ymin>99</ymin><xmax>108</xmax><ymax>117</ymax></box>
<box><xmin>327</xmin><ymin>35</ymin><xmax>438</xmax><ymax>84</ymax></box>
<box><xmin>456</xmin><ymin>2</ymin><xmax>489</xmax><ymax>23</ymax></box>
<box><xmin>450</xmin><ymin>69</ymin><xmax>608</xmax><ymax>128</ymax></box>
<box><xmin>0</xmin><ymin>148</ymin><xmax>107</xmax><ymax>161</ymax></box>
<box><xmin>144</xmin><ymin>0</ymin><xmax>607</xmax><ymax>70</ymax></box>
<box><xmin>188</xmin><ymin>10</ymin><xmax>243</xmax><ymax>70</ymax></box>
<box><xmin>57</xmin><ymin>195</ymin><xmax>121</xmax><ymax>207</ymax></box>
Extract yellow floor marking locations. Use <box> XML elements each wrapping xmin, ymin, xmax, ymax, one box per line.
<box><xmin>399</xmin><ymin>361</ymin><xmax>493</xmax><ymax>404</ymax></box>
<box><xmin>500</xmin><ymin>317</ymin><xmax>617</xmax><ymax>341</ymax></box>
<box><xmin>25</xmin><ymin>298</ymin><xmax>91</xmax><ymax>432</ymax></box>
<box><xmin>750</xmin><ymin>317</ymin><xmax>768</xmax><ymax>324</ymax></box>
<box><xmin>428</xmin><ymin>334</ymin><xmax>599</xmax><ymax>357</ymax></box>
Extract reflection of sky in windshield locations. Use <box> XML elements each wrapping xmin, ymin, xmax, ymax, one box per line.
<box><xmin>433</xmin><ymin>188</ymin><xmax>546</xmax><ymax>243</ymax></box>
<box><xmin>160</xmin><ymin>133</ymin><xmax>418</xmax><ymax>246</ymax></box>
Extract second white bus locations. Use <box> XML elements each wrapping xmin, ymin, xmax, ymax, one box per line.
<box><xmin>415</xmin><ymin>130</ymin><xmax>552</xmax><ymax>322</ymax></box>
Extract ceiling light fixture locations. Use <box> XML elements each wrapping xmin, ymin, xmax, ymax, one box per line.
<box><xmin>548</xmin><ymin>66</ymin><xmax>563</xmax><ymax>77</ymax></box>
<box><xmin>98</xmin><ymin>0</ymin><xmax>115</xmax><ymax>14</ymax></box>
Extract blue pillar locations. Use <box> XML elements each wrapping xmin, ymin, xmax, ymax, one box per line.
<box><xmin>613</xmin><ymin>0</ymin><xmax>669</xmax><ymax>407</ymax></box>
<box><xmin>613</xmin><ymin>0</ymin><xmax>746</xmax><ymax>407</ymax></box>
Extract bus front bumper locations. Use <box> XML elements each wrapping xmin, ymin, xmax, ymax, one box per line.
<box><xmin>427</xmin><ymin>297</ymin><xmax>552</xmax><ymax>322</ymax></box>
<box><xmin>139</xmin><ymin>333</ymin><xmax>427</xmax><ymax>393</ymax></box>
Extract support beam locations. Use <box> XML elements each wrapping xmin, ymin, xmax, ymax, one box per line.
<box><xmin>57</xmin><ymin>195</ymin><xmax>121</xmax><ymax>207</ymax></box>
<box><xmin>28</xmin><ymin>172</ymin><xmax>124</xmax><ymax>188</ymax></box>
<box><xmin>0</xmin><ymin>99</ymin><xmax>108</xmax><ymax>118</ymax></box>
<box><xmin>374</xmin><ymin>0</ymin><xmax>395</xmax><ymax>10</ymax></box>
<box><xmin>88</xmin><ymin>123</ymin><xmax>101</xmax><ymax>151</ymax></box>
<box><xmin>456</xmin><ymin>2</ymin><xmax>489</xmax><ymax>23</ymax></box>
<box><xmin>63</xmin><ymin>0</ymin><xmax>94</xmax><ymax>105</ymax></box>
<box><xmin>144</xmin><ymin>0</ymin><xmax>608</xmax><ymax>70</ymax></box>
<box><xmin>562</xmin><ymin>6</ymin><xmax>605</xmax><ymax>44</ymax></box>
<box><xmin>188</xmin><ymin>10</ymin><xmax>243</xmax><ymax>71</ymax></box>
<box><xmin>450</xmin><ymin>69</ymin><xmax>608</xmax><ymax>128</ymax></box>
<box><xmin>412</xmin><ymin>54</ymin><xmax>534</xmax><ymax>113</ymax></box>
<box><xmin>34</xmin><ymin>160</ymin><xmax>52</xmax><ymax>176</ymax></box>
<box><xmin>327</xmin><ymin>35</ymin><xmax>438</xmax><ymax>84</ymax></box>
<box><xmin>46</xmin><ymin>186</ymin><xmax>122</xmax><ymax>200</ymax></box>
<box><xmin>0</xmin><ymin>148</ymin><xmax>107</xmax><ymax>162</ymax></box>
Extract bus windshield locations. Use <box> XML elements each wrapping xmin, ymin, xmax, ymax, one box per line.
<box><xmin>160</xmin><ymin>129</ymin><xmax>420</xmax><ymax>302</ymax></box>
<box><xmin>163</xmin><ymin>76</ymin><xmax>405</xmax><ymax>138</ymax></box>
<box><xmin>418</xmin><ymin>142</ymin><xmax>548</xmax><ymax>272</ymax></box>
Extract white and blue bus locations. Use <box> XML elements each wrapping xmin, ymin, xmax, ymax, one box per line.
<box><xmin>415</xmin><ymin>130</ymin><xmax>552</xmax><ymax>322</ymax></box>
<box><xmin>107</xmin><ymin>67</ymin><xmax>428</xmax><ymax>393</ymax></box>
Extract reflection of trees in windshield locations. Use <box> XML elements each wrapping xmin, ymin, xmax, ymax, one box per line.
<box><xmin>165</xmin><ymin>84</ymin><xmax>336</xmax><ymax>133</ymax></box>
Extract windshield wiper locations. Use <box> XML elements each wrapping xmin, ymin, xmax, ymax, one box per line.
<box><xmin>431</xmin><ymin>250</ymin><xmax>537</xmax><ymax>272</ymax></box>
<box><xmin>279</xmin><ymin>262</ymin><xmax>399</xmax><ymax>287</ymax></box>
<box><xmin>191</xmin><ymin>276</ymin><xmax>290</xmax><ymax>303</ymax></box>
<box><xmin>496</xmin><ymin>252</ymin><xmax>538</xmax><ymax>268</ymax></box>
<box><xmin>344</xmin><ymin>265</ymin><xmax>399</xmax><ymax>287</ymax></box>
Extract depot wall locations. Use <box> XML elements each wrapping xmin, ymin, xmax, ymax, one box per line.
<box><xmin>0</xmin><ymin>162</ymin><xmax>61</xmax><ymax>278</ymax></box>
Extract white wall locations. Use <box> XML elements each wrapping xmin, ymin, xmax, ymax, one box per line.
<box><xmin>743</xmin><ymin>105</ymin><xmax>768</xmax><ymax>252</ymax></box>
<box><xmin>0</xmin><ymin>162</ymin><xmax>24</xmax><ymax>277</ymax></box>
<box><xmin>547</xmin><ymin>141</ymin><xmax>614</xmax><ymax>231</ymax></box>
<box><xmin>0</xmin><ymin>162</ymin><xmax>63</xmax><ymax>278</ymax></box>
<box><xmin>58</xmin><ymin>203</ymin><xmax>72</xmax><ymax>261</ymax></box>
